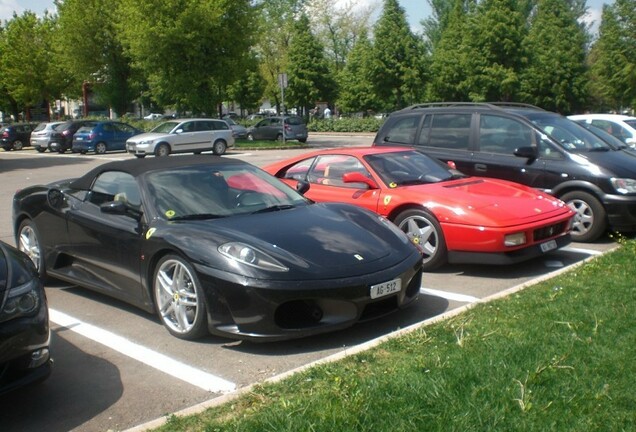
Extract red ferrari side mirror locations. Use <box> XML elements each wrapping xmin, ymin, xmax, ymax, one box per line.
<box><xmin>342</xmin><ymin>172</ymin><xmax>378</xmax><ymax>189</ymax></box>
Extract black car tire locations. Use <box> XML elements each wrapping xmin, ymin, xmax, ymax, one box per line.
<box><xmin>13</xmin><ymin>140</ymin><xmax>23</xmax><ymax>150</ymax></box>
<box><xmin>134</xmin><ymin>154</ymin><xmax>146</xmax><ymax>158</ymax></box>
<box><xmin>276</xmin><ymin>133</ymin><xmax>283</xmax><ymax>142</ymax></box>
<box><xmin>153</xmin><ymin>254</ymin><xmax>208</xmax><ymax>340</ymax></box>
<box><xmin>247</xmin><ymin>133</ymin><xmax>254</xmax><ymax>141</ymax></box>
<box><xmin>17</xmin><ymin>219</ymin><xmax>47</xmax><ymax>280</ymax></box>
<box><xmin>155</xmin><ymin>143</ymin><xmax>170</xmax><ymax>157</ymax></box>
<box><xmin>561</xmin><ymin>190</ymin><xmax>607</xmax><ymax>242</ymax></box>
<box><xmin>299</xmin><ymin>138</ymin><xmax>307</xmax><ymax>143</ymax></box>
<box><xmin>95</xmin><ymin>142</ymin><xmax>107</xmax><ymax>154</ymax></box>
<box><xmin>36</xmin><ymin>147</ymin><xmax>46</xmax><ymax>153</ymax></box>
<box><xmin>394</xmin><ymin>208</ymin><xmax>447</xmax><ymax>271</ymax></box>
<box><xmin>212</xmin><ymin>140</ymin><xmax>227</xmax><ymax>155</ymax></box>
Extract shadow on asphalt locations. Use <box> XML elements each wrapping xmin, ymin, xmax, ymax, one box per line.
<box><xmin>0</xmin><ymin>153</ymin><xmax>98</xmax><ymax>171</ymax></box>
<box><xmin>0</xmin><ymin>330</ymin><xmax>123</xmax><ymax>432</ymax></box>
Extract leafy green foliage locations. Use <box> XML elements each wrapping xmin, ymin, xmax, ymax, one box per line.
<box><xmin>0</xmin><ymin>11</ymin><xmax>65</xmax><ymax>119</ymax></box>
<box><xmin>116</xmin><ymin>0</ymin><xmax>256</xmax><ymax>116</ymax></box>
<box><xmin>370</xmin><ymin>0</ymin><xmax>427</xmax><ymax>111</ymax></box>
<box><xmin>286</xmin><ymin>13</ymin><xmax>335</xmax><ymax>117</ymax></box>
<box><xmin>518</xmin><ymin>0</ymin><xmax>589</xmax><ymax>113</ymax></box>
<box><xmin>336</xmin><ymin>31</ymin><xmax>380</xmax><ymax>114</ymax></box>
<box><xmin>588</xmin><ymin>0</ymin><xmax>636</xmax><ymax>112</ymax></box>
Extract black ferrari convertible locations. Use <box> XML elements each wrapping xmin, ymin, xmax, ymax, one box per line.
<box><xmin>13</xmin><ymin>156</ymin><xmax>423</xmax><ymax>341</ymax></box>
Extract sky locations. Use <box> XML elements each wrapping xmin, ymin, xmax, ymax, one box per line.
<box><xmin>0</xmin><ymin>0</ymin><xmax>611</xmax><ymax>34</ymax></box>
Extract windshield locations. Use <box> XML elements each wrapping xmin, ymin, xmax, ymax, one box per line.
<box><xmin>625</xmin><ymin>119</ymin><xmax>636</xmax><ymax>129</ymax></box>
<box><xmin>528</xmin><ymin>114</ymin><xmax>611</xmax><ymax>152</ymax></box>
<box><xmin>364</xmin><ymin>150</ymin><xmax>464</xmax><ymax>186</ymax></box>
<box><xmin>151</xmin><ymin>121</ymin><xmax>180</xmax><ymax>134</ymax></box>
<box><xmin>575</xmin><ymin>122</ymin><xmax>627</xmax><ymax>149</ymax></box>
<box><xmin>144</xmin><ymin>164</ymin><xmax>309</xmax><ymax>219</ymax></box>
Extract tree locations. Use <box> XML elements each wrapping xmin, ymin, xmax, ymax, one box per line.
<box><xmin>589</xmin><ymin>0</ymin><xmax>636</xmax><ymax>111</ymax></box>
<box><xmin>370</xmin><ymin>0</ymin><xmax>427</xmax><ymax>111</ymax></box>
<box><xmin>227</xmin><ymin>54</ymin><xmax>266</xmax><ymax>116</ymax></box>
<box><xmin>116</xmin><ymin>0</ymin><xmax>257</xmax><ymax>115</ymax></box>
<box><xmin>304</xmin><ymin>0</ymin><xmax>375</xmax><ymax>74</ymax></box>
<box><xmin>336</xmin><ymin>30</ymin><xmax>379</xmax><ymax>114</ymax></box>
<box><xmin>464</xmin><ymin>0</ymin><xmax>526</xmax><ymax>101</ymax></box>
<box><xmin>254</xmin><ymin>0</ymin><xmax>306</xmax><ymax>113</ymax></box>
<box><xmin>0</xmin><ymin>12</ymin><xmax>66</xmax><ymax>120</ymax></box>
<box><xmin>427</xmin><ymin>0</ymin><xmax>474</xmax><ymax>101</ymax></box>
<box><xmin>55</xmin><ymin>0</ymin><xmax>136</xmax><ymax>116</ymax></box>
<box><xmin>286</xmin><ymin>13</ymin><xmax>335</xmax><ymax>117</ymax></box>
<box><xmin>519</xmin><ymin>0</ymin><xmax>589</xmax><ymax>113</ymax></box>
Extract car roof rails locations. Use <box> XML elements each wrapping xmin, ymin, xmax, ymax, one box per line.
<box><xmin>401</xmin><ymin>102</ymin><xmax>545</xmax><ymax>112</ymax></box>
<box><xmin>488</xmin><ymin>102</ymin><xmax>545</xmax><ymax>111</ymax></box>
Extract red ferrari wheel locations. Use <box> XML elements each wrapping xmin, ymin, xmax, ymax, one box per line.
<box><xmin>394</xmin><ymin>208</ymin><xmax>447</xmax><ymax>270</ymax></box>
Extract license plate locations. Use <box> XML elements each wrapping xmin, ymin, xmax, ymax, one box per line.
<box><xmin>370</xmin><ymin>278</ymin><xmax>402</xmax><ymax>299</ymax></box>
<box><xmin>540</xmin><ymin>239</ymin><xmax>557</xmax><ymax>253</ymax></box>
<box><xmin>75</xmin><ymin>137</ymin><xmax>83</xmax><ymax>141</ymax></box>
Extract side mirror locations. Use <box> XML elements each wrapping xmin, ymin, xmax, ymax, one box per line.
<box><xmin>101</xmin><ymin>201</ymin><xmax>142</xmax><ymax>220</ymax></box>
<box><xmin>47</xmin><ymin>188</ymin><xmax>66</xmax><ymax>209</ymax></box>
<box><xmin>101</xmin><ymin>201</ymin><xmax>128</xmax><ymax>215</ymax></box>
<box><xmin>175</xmin><ymin>128</ymin><xmax>183</xmax><ymax>134</ymax></box>
<box><xmin>342</xmin><ymin>172</ymin><xmax>378</xmax><ymax>189</ymax></box>
<box><xmin>514</xmin><ymin>146</ymin><xmax>537</xmax><ymax>162</ymax></box>
<box><xmin>296</xmin><ymin>180</ymin><xmax>310</xmax><ymax>195</ymax></box>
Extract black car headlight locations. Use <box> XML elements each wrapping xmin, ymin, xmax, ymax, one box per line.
<box><xmin>219</xmin><ymin>242</ymin><xmax>289</xmax><ymax>272</ymax></box>
<box><xmin>611</xmin><ymin>178</ymin><xmax>636</xmax><ymax>194</ymax></box>
<box><xmin>0</xmin><ymin>279</ymin><xmax>41</xmax><ymax>323</ymax></box>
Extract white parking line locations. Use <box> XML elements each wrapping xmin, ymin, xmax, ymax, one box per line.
<box><xmin>420</xmin><ymin>287</ymin><xmax>479</xmax><ymax>303</ymax></box>
<box><xmin>48</xmin><ymin>309</ymin><xmax>236</xmax><ymax>393</ymax></box>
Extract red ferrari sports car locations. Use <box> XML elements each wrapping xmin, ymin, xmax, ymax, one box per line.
<box><xmin>264</xmin><ymin>147</ymin><xmax>575</xmax><ymax>270</ymax></box>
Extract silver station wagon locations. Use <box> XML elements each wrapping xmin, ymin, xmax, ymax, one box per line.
<box><xmin>126</xmin><ymin>118</ymin><xmax>235</xmax><ymax>157</ymax></box>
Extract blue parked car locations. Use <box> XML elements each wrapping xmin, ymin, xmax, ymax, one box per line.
<box><xmin>72</xmin><ymin>121</ymin><xmax>141</xmax><ymax>154</ymax></box>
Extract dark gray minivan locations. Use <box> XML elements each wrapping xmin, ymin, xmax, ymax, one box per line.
<box><xmin>373</xmin><ymin>103</ymin><xmax>636</xmax><ymax>242</ymax></box>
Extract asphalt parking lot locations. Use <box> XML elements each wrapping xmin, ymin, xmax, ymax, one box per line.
<box><xmin>0</xmin><ymin>141</ymin><xmax>619</xmax><ymax>432</ymax></box>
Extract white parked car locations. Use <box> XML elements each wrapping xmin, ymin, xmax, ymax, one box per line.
<box><xmin>143</xmin><ymin>113</ymin><xmax>163</xmax><ymax>120</ymax></box>
<box><xmin>30</xmin><ymin>121</ymin><xmax>65</xmax><ymax>152</ymax></box>
<box><xmin>126</xmin><ymin>118</ymin><xmax>235</xmax><ymax>157</ymax></box>
<box><xmin>568</xmin><ymin>114</ymin><xmax>636</xmax><ymax>148</ymax></box>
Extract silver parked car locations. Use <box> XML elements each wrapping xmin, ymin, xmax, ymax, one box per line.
<box><xmin>30</xmin><ymin>121</ymin><xmax>65</xmax><ymax>153</ymax></box>
<box><xmin>126</xmin><ymin>118</ymin><xmax>235</xmax><ymax>157</ymax></box>
<box><xmin>246</xmin><ymin>116</ymin><xmax>308</xmax><ymax>143</ymax></box>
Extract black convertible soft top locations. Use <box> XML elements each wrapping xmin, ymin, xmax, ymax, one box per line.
<box><xmin>69</xmin><ymin>155</ymin><xmax>247</xmax><ymax>190</ymax></box>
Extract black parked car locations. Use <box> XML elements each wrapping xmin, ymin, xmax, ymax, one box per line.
<box><xmin>49</xmin><ymin>120</ymin><xmax>95</xmax><ymax>153</ymax></box>
<box><xmin>0</xmin><ymin>241</ymin><xmax>52</xmax><ymax>395</ymax></box>
<box><xmin>1</xmin><ymin>123</ymin><xmax>38</xmax><ymax>151</ymax></box>
<box><xmin>13</xmin><ymin>156</ymin><xmax>423</xmax><ymax>341</ymax></box>
<box><xmin>373</xmin><ymin>102</ymin><xmax>636</xmax><ymax>242</ymax></box>
<box><xmin>246</xmin><ymin>115</ymin><xmax>308</xmax><ymax>143</ymax></box>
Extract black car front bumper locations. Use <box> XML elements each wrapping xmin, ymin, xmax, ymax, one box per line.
<box><xmin>0</xmin><ymin>308</ymin><xmax>52</xmax><ymax>396</ymax></box>
<box><xmin>195</xmin><ymin>251</ymin><xmax>424</xmax><ymax>341</ymax></box>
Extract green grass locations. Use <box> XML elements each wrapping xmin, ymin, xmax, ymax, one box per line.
<box><xmin>154</xmin><ymin>238</ymin><xmax>636</xmax><ymax>432</ymax></box>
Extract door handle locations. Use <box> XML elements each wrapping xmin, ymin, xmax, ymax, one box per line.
<box><xmin>474</xmin><ymin>164</ymin><xmax>487</xmax><ymax>172</ymax></box>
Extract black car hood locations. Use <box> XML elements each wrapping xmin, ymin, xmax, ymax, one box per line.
<box><xmin>161</xmin><ymin>203</ymin><xmax>416</xmax><ymax>278</ymax></box>
<box><xmin>577</xmin><ymin>148</ymin><xmax>636</xmax><ymax>178</ymax></box>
